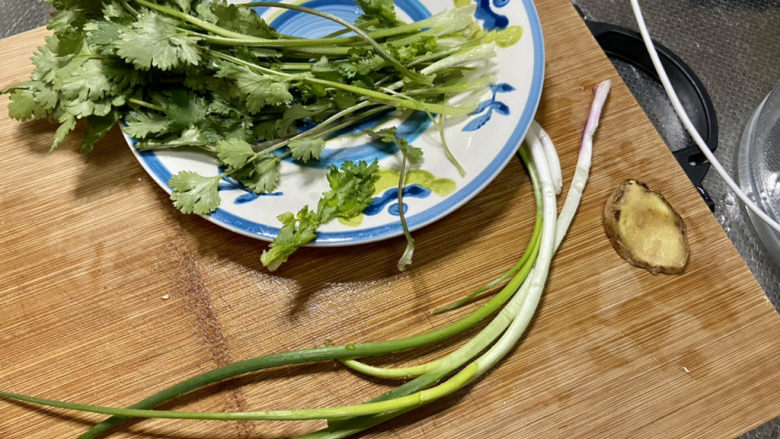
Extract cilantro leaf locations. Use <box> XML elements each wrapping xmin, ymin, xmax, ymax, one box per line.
<box><xmin>52</xmin><ymin>114</ymin><xmax>77</xmax><ymax>151</ymax></box>
<box><xmin>260</xmin><ymin>207</ymin><xmax>319</xmax><ymax>271</ymax></box>
<box><xmin>207</xmin><ymin>96</ymin><xmax>241</xmax><ymax>117</ymax></box>
<box><xmin>340</xmin><ymin>51</ymin><xmax>385</xmax><ymax>79</ymax></box>
<box><xmin>253</xmin><ymin>121</ymin><xmax>279</xmax><ymax>142</ymax></box>
<box><xmin>332</xmin><ymin>90</ymin><xmax>357</xmax><ymax>109</ymax></box>
<box><xmin>356</xmin><ymin>0</ymin><xmax>400</xmax><ymax>26</ymax></box>
<box><xmin>115</xmin><ymin>11</ymin><xmax>202</xmax><ymax>71</ymax></box>
<box><xmin>217</xmin><ymin>63</ymin><xmax>293</xmax><ymax>113</ymax></box>
<box><xmin>33</xmin><ymin>83</ymin><xmax>59</xmax><ymax>111</ymax></box>
<box><xmin>274</xmin><ymin>117</ymin><xmax>298</xmax><ymax>139</ymax></box>
<box><xmin>260</xmin><ymin>159</ymin><xmax>379</xmax><ymax>270</ymax></box>
<box><xmin>48</xmin><ymin>52</ymin><xmax>132</xmax><ymax>120</ymax></box>
<box><xmin>282</xmin><ymin>101</ymin><xmax>331</xmax><ymax>121</ymax></box>
<box><xmin>7</xmin><ymin>88</ymin><xmax>45</xmax><ymax>121</ymax></box>
<box><xmin>82</xmin><ymin>112</ymin><xmax>119</xmax><ymax>153</ymax></box>
<box><xmin>102</xmin><ymin>1</ymin><xmax>128</xmax><ymax>20</ymax></box>
<box><xmin>135</xmin><ymin>125</ymin><xmax>205</xmax><ymax>151</ymax></box>
<box><xmin>216</xmin><ymin>138</ymin><xmax>255</xmax><ymax>170</ymax></box>
<box><xmin>237</xmin><ymin>155</ymin><xmax>280</xmax><ymax>193</ymax></box>
<box><xmin>172</xmin><ymin>0</ymin><xmax>192</xmax><ymax>13</ymax></box>
<box><xmin>388</xmin><ymin>36</ymin><xmax>437</xmax><ymax>64</ymax></box>
<box><xmin>194</xmin><ymin>2</ymin><xmax>219</xmax><ymax>24</ymax></box>
<box><xmin>85</xmin><ymin>20</ymin><xmax>122</xmax><ymax>55</ymax></box>
<box><xmin>364</xmin><ymin>127</ymin><xmax>399</xmax><ymax>144</ymax></box>
<box><xmin>46</xmin><ymin>8</ymin><xmax>89</xmax><ymax>55</ymax></box>
<box><xmin>123</xmin><ymin>110</ymin><xmax>171</xmax><ymax>138</ymax></box>
<box><xmin>198</xmin><ymin>116</ymin><xmax>253</xmax><ymax>146</ymax></box>
<box><xmin>318</xmin><ymin>160</ymin><xmax>379</xmax><ymax>223</ymax></box>
<box><xmin>156</xmin><ymin>89</ymin><xmax>208</xmax><ymax>130</ymax></box>
<box><xmin>57</xmin><ymin>58</ymin><xmax>116</xmax><ymax>102</ymax></box>
<box><xmin>31</xmin><ymin>42</ymin><xmax>61</xmax><ymax>84</ymax></box>
<box><xmin>288</xmin><ymin>138</ymin><xmax>325</xmax><ymax>163</ymax></box>
<box><xmin>401</xmin><ymin>143</ymin><xmax>423</xmax><ymax>163</ymax></box>
<box><xmin>168</xmin><ymin>171</ymin><xmax>221</xmax><ymax>214</ymax></box>
<box><xmin>365</xmin><ymin>127</ymin><xmax>423</xmax><ymax>162</ymax></box>
<box><xmin>203</xmin><ymin>0</ymin><xmax>278</xmax><ymax>39</ymax></box>
<box><xmin>246</xmin><ymin>79</ymin><xmax>292</xmax><ymax>111</ymax></box>
<box><xmin>63</xmin><ymin>96</ymin><xmax>117</xmax><ymax>118</ymax></box>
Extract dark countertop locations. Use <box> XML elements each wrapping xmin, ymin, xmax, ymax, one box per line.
<box><xmin>1</xmin><ymin>0</ymin><xmax>777</xmax><ymax>437</ymax></box>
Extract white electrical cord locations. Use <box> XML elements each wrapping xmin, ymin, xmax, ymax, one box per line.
<box><xmin>630</xmin><ymin>0</ymin><xmax>780</xmax><ymax>233</ymax></box>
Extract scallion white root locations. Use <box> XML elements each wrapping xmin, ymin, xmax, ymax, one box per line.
<box><xmin>529</xmin><ymin>120</ymin><xmax>563</xmax><ymax>195</ymax></box>
<box><xmin>555</xmin><ymin>80</ymin><xmax>611</xmax><ymax>250</ymax></box>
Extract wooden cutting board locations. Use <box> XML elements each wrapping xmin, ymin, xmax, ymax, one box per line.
<box><xmin>1</xmin><ymin>2</ymin><xmax>778</xmax><ymax>438</ymax></box>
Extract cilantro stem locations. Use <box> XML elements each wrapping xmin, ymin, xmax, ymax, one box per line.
<box><xmin>127</xmin><ymin>98</ymin><xmax>164</xmax><ymax>113</ymax></box>
<box><xmin>363</xmin><ymin>5</ymin><xmax>477</xmax><ymax>41</ymax></box>
<box><xmin>407</xmin><ymin>45</ymin><xmax>463</xmax><ymax>68</ymax></box>
<box><xmin>289</xmin><ymin>5</ymin><xmax>478</xmax><ymax>48</ymax></box>
<box><xmin>119</xmin><ymin>0</ymin><xmax>138</xmax><ymax>17</ymax></box>
<box><xmin>395</xmin><ymin>150</ymin><xmax>415</xmax><ymax>271</ymax></box>
<box><xmin>208</xmin><ymin>51</ymin><xmax>294</xmax><ymax>78</ymax></box>
<box><xmin>432</xmin><ymin>112</ymin><xmax>467</xmax><ymax>178</ymax></box>
<box><xmin>186</xmin><ymin>33</ymin><xmax>347</xmax><ymax>50</ymax></box>
<box><xmin>136</xmin><ymin>139</ymin><xmax>208</xmax><ymax>151</ymax></box>
<box><xmin>202</xmin><ymin>4</ymin><xmax>474</xmax><ymax>51</ymax></box>
<box><xmin>210</xmin><ymin>51</ymin><xmax>473</xmax><ymax>116</ymax></box>
<box><xmin>298</xmin><ymin>105</ymin><xmax>390</xmax><ymax>141</ymax></box>
<box><xmin>215</xmin><ymin>104</ymin><xmax>390</xmax><ymax>183</ymax></box>
<box><xmin>133</xmin><ymin>0</ymin><xmax>429</xmax><ymax>84</ymax></box>
<box><xmin>300</xmin><ymin>77</ymin><xmax>473</xmax><ymax>115</ymax></box>
<box><xmin>264</xmin><ymin>105</ymin><xmax>391</xmax><ymax>159</ymax></box>
<box><xmin>277</xmin><ymin>62</ymin><xmax>313</xmax><ymax>71</ymax></box>
<box><xmin>408</xmin><ymin>76</ymin><xmax>496</xmax><ymax>97</ymax></box>
<box><xmin>321</xmin><ymin>19</ymin><xmax>379</xmax><ymax>38</ymax></box>
<box><xmin>235</xmin><ymin>2</ymin><xmax>431</xmax><ymax>84</ymax></box>
<box><xmin>131</xmin><ymin>0</ymin><xmax>269</xmax><ymax>42</ymax></box>
<box><xmin>0</xmin><ymin>83</ymin><xmax>27</xmax><ymax>95</ymax></box>
<box><xmin>280</xmin><ymin>46</ymin><xmax>354</xmax><ymax>57</ymax></box>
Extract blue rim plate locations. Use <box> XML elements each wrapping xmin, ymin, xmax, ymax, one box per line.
<box><xmin>124</xmin><ymin>0</ymin><xmax>545</xmax><ymax>246</ymax></box>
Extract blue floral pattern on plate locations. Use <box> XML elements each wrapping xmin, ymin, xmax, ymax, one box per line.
<box><xmin>365</xmin><ymin>185</ymin><xmax>432</xmax><ymax>217</ymax></box>
<box><xmin>218</xmin><ymin>177</ymin><xmax>283</xmax><ymax>205</ymax></box>
<box><xmin>475</xmin><ymin>0</ymin><xmax>511</xmax><ymax>30</ymax></box>
<box><xmin>463</xmin><ymin>83</ymin><xmax>516</xmax><ymax>132</ymax></box>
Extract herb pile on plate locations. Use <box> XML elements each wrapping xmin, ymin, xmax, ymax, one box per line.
<box><xmin>1</xmin><ymin>0</ymin><xmax>509</xmax><ymax>269</ymax></box>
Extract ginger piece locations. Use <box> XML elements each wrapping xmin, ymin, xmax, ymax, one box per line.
<box><xmin>602</xmin><ymin>179</ymin><xmax>689</xmax><ymax>274</ymax></box>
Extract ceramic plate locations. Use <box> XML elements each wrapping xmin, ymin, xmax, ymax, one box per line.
<box><xmin>125</xmin><ymin>0</ymin><xmax>545</xmax><ymax>246</ymax></box>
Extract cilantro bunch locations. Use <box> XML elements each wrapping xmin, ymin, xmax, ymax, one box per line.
<box><xmin>2</xmin><ymin>0</ymin><xmax>507</xmax><ymax>270</ymax></box>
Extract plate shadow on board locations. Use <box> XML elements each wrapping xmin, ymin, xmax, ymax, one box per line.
<box><xmin>196</xmin><ymin>161</ymin><xmax>529</xmax><ymax>314</ymax></box>
<box><xmin>39</xmin><ymin>123</ymin><xmax>532</xmax><ymax>319</ymax></box>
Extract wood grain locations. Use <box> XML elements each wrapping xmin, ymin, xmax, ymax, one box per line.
<box><xmin>1</xmin><ymin>2</ymin><xmax>778</xmax><ymax>438</ymax></box>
